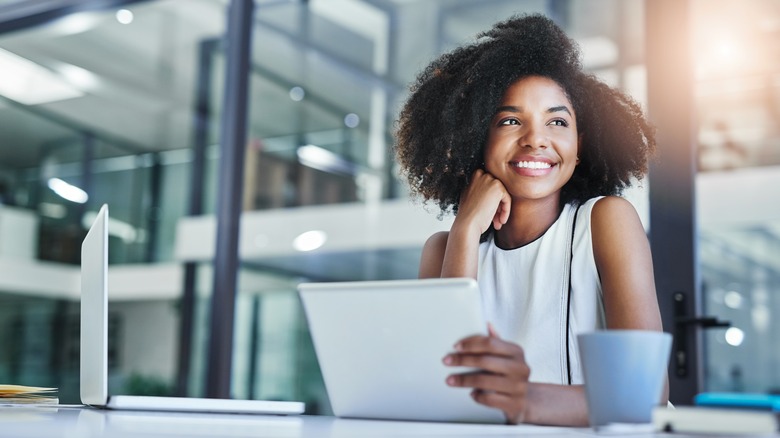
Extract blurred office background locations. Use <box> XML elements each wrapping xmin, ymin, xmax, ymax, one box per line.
<box><xmin>0</xmin><ymin>0</ymin><xmax>777</xmax><ymax>410</ymax></box>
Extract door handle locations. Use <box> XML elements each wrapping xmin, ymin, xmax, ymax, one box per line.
<box><xmin>672</xmin><ymin>291</ymin><xmax>730</xmax><ymax>378</ymax></box>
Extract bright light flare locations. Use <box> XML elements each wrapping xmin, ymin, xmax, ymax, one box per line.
<box><xmin>293</xmin><ymin>230</ymin><xmax>327</xmax><ymax>252</ymax></box>
<box><xmin>724</xmin><ymin>327</ymin><xmax>744</xmax><ymax>347</ymax></box>
<box><xmin>116</xmin><ymin>9</ymin><xmax>134</xmax><ymax>25</ymax></box>
<box><xmin>47</xmin><ymin>178</ymin><xmax>88</xmax><ymax>204</ymax></box>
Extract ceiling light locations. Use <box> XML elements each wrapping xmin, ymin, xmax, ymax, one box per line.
<box><xmin>293</xmin><ymin>230</ymin><xmax>327</xmax><ymax>252</ymax></box>
<box><xmin>0</xmin><ymin>48</ymin><xmax>83</xmax><ymax>105</ymax></box>
<box><xmin>289</xmin><ymin>86</ymin><xmax>305</xmax><ymax>101</ymax></box>
<box><xmin>723</xmin><ymin>290</ymin><xmax>743</xmax><ymax>309</ymax></box>
<box><xmin>297</xmin><ymin>144</ymin><xmax>357</xmax><ymax>175</ymax></box>
<box><xmin>116</xmin><ymin>9</ymin><xmax>134</xmax><ymax>24</ymax></box>
<box><xmin>47</xmin><ymin>12</ymin><xmax>100</xmax><ymax>36</ymax></box>
<box><xmin>48</xmin><ymin>178</ymin><xmax>88</xmax><ymax>204</ymax></box>
<box><xmin>57</xmin><ymin>63</ymin><xmax>100</xmax><ymax>91</ymax></box>
<box><xmin>344</xmin><ymin>113</ymin><xmax>360</xmax><ymax>128</ymax></box>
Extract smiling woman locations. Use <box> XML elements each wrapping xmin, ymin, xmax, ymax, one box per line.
<box><xmin>396</xmin><ymin>14</ymin><xmax>663</xmax><ymax>426</ymax></box>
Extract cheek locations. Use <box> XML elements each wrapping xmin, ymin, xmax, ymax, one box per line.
<box><xmin>482</xmin><ymin>144</ymin><xmax>501</xmax><ymax>170</ymax></box>
<box><xmin>556</xmin><ymin>135</ymin><xmax>579</xmax><ymax>159</ymax></box>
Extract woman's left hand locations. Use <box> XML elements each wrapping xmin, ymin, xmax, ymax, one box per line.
<box><xmin>443</xmin><ymin>325</ymin><xmax>531</xmax><ymax>424</ymax></box>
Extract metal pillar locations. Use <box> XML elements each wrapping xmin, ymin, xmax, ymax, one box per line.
<box><xmin>145</xmin><ymin>153</ymin><xmax>162</xmax><ymax>263</ymax></box>
<box><xmin>205</xmin><ymin>0</ymin><xmax>254</xmax><ymax>399</ymax></box>
<box><xmin>176</xmin><ymin>38</ymin><xmax>218</xmax><ymax>397</ymax></box>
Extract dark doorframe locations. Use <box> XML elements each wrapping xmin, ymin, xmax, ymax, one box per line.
<box><xmin>645</xmin><ymin>0</ymin><xmax>700</xmax><ymax>405</ymax></box>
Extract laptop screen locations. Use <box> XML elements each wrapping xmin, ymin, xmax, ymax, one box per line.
<box><xmin>80</xmin><ymin>204</ymin><xmax>109</xmax><ymax>406</ymax></box>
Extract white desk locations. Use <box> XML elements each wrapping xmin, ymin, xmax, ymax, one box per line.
<box><xmin>0</xmin><ymin>405</ymin><xmax>701</xmax><ymax>437</ymax></box>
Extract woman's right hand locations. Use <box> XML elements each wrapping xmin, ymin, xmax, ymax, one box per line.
<box><xmin>454</xmin><ymin>169</ymin><xmax>512</xmax><ymax>236</ymax></box>
<box><xmin>421</xmin><ymin>169</ymin><xmax>511</xmax><ymax>279</ymax></box>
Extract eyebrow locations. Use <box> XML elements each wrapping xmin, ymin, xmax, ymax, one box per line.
<box><xmin>495</xmin><ymin>105</ymin><xmax>572</xmax><ymax>116</ymax></box>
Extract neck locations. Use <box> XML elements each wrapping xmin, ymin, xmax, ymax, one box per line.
<box><xmin>494</xmin><ymin>196</ymin><xmax>562</xmax><ymax>249</ymax></box>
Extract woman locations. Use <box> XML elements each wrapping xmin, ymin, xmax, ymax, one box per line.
<box><xmin>395</xmin><ymin>14</ymin><xmax>665</xmax><ymax>425</ymax></box>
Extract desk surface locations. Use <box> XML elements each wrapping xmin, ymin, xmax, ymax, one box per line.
<box><xmin>0</xmin><ymin>405</ymin><xmax>703</xmax><ymax>437</ymax></box>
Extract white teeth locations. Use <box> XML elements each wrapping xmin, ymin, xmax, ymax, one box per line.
<box><xmin>512</xmin><ymin>161</ymin><xmax>552</xmax><ymax>169</ymax></box>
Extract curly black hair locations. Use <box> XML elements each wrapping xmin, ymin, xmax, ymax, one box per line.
<box><xmin>395</xmin><ymin>14</ymin><xmax>655</xmax><ymax>215</ymax></box>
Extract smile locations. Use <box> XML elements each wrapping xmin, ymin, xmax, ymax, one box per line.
<box><xmin>510</xmin><ymin>161</ymin><xmax>553</xmax><ymax>169</ymax></box>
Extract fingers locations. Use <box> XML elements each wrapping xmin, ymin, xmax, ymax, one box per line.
<box><xmin>458</xmin><ymin>169</ymin><xmax>511</xmax><ymax>236</ymax></box>
<box><xmin>492</xmin><ymin>205</ymin><xmax>508</xmax><ymax>230</ymax></box>
<box><xmin>444</xmin><ymin>351</ymin><xmax>529</xmax><ymax>379</ymax></box>
<box><xmin>498</xmin><ymin>190</ymin><xmax>512</xmax><ymax>223</ymax></box>
<box><xmin>443</xmin><ymin>333</ymin><xmax>529</xmax><ymax>388</ymax></box>
<box><xmin>490</xmin><ymin>178</ymin><xmax>511</xmax><ymax>231</ymax></box>
<box><xmin>487</xmin><ymin>322</ymin><xmax>499</xmax><ymax>338</ymax></box>
<box><xmin>444</xmin><ymin>358</ymin><xmax>530</xmax><ymax>424</ymax></box>
<box><xmin>447</xmin><ymin>371</ymin><xmax>526</xmax><ymax>394</ymax></box>
<box><xmin>453</xmin><ymin>334</ymin><xmax>524</xmax><ymax>358</ymax></box>
<box><xmin>443</xmin><ymin>331</ymin><xmax>530</xmax><ymax>424</ymax></box>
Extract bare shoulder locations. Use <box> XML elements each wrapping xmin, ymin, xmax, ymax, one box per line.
<box><xmin>423</xmin><ymin>231</ymin><xmax>450</xmax><ymax>250</ymax></box>
<box><xmin>421</xmin><ymin>231</ymin><xmax>450</xmax><ymax>261</ymax></box>
<box><xmin>419</xmin><ymin>231</ymin><xmax>450</xmax><ymax>278</ymax></box>
<box><xmin>590</xmin><ymin>196</ymin><xmax>648</xmax><ymax>258</ymax></box>
<box><xmin>591</xmin><ymin>195</ymin><xmax>640</xmax><ymax>224</ymax></box>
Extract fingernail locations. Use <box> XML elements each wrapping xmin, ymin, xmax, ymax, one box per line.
<box><xmin>446</xmin><ymin>376</ymin><xmax>455</xmax><ymax>386</ymax></box>
<box><xmin>454</xmin><ymin>342</ymin><xmax>462</xmax><ymax>351</ymax></box>
<box><xmin>443</xmin><ymin>356</ymin><xmax>452</xmax><ymax>365</ymax></box>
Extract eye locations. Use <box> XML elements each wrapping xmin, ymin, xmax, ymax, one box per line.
<box><xmin>498</xmin><ymin>118</ymin><xmax>520</xmax><ymax>126</ymax></box>
<box><xmin>549</xmin><ymin>119</ymin><xmax>569</xmax><ymax>127</ymax></box>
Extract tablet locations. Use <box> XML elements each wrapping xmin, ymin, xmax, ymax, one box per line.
<box><xmin>298</xmin><ymin>278</ymin><xmax>505</xmax><ymax>423</ymax></box>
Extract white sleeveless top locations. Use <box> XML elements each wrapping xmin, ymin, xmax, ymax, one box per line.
<box><xmin>477</xmin><ymin>197</ymin><xmax>606</xmax><ymax>385</ymax></box>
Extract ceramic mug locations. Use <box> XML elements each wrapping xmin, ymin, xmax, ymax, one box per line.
<box><xmin>578</xmin><ymin>330</ymin><xmax>672</xmax><ymax>427</ymax></box>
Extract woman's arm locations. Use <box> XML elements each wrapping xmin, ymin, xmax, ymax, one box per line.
<box><xmin>591</xmin><ymin>196</ymin><xmax>662</xmax><ymax>330</ymax></box>
<box><xmin>419</xmin><ymin>169</ymin><xmax>511</xmax><ymax>279</ymax></box>
<box><xmin>590</xmin><ymin>195</ymin><xmax>667</xmax><ymax>402</ymax></box>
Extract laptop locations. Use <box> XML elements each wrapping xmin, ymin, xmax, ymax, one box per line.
<box><xmin>298</xmin><ymin>278</ymin><xmax>506</xmax><ymax>423</ymax></box>
<box><xmin>80</xmin><ymin>204</ymin><xmax>304</xmax><ymax>415</ymax></box>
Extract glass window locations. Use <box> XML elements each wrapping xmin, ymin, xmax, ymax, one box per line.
<box><xmin>0</xmin><ymin>0</ymin><xmax>226</xmax><ymax>403</ymax></box>
<box><xmin>694</xmin><ymin>0</ymin><xmax>780</xmax><ymax>393</ymax></box>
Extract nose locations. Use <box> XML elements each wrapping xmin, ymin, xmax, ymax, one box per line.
<box><xmin>518</xmin><ymin>123</ymin><xmax>547</xmax><ymax>149</ymax></box>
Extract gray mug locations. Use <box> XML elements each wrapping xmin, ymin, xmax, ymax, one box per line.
<box><xmin>578</xmin><ymin>330</ymin><xmax>672</xmax><ymax>427</ymax></box>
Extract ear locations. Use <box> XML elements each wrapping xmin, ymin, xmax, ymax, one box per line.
<box><xmin>576</xmin><ymin>133</ymin><xmax>583</xmax><ymax>164</ymax></box>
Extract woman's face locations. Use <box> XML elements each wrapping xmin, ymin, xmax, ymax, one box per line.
<box><xmin>483</xmin><ymin>75</ymin><xmax>580</xmax><ymax>204</ymax></box>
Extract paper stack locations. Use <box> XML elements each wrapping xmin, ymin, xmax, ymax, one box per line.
<box><xmin>0</xmin><ymin>385</ymin><xmax>58</xmax><ymax>405</ymax></box>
